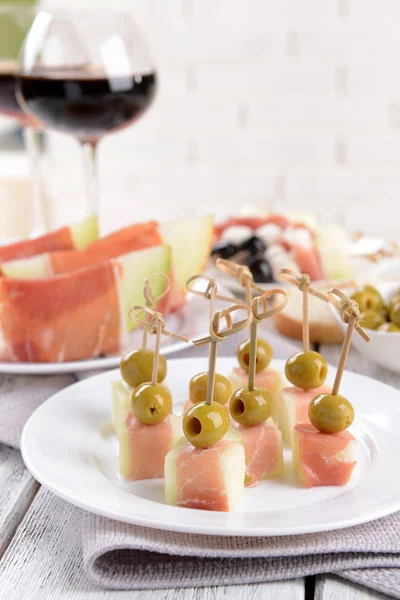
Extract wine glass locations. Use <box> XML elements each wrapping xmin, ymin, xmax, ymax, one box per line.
<box><xmin>17</xmin><ymin>9</ymin><xmax>157</xmax><ymax>219</ymax></box>
<box><xmin>0</xmin><ymin>4</ymin><xmax>46</xmax><ymax>236</ymax></box>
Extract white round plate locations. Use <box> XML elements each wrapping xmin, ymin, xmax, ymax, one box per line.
<box><xmin>0</xmin><ymin>294</ymin><xmax>215</xmax><ymax>375</ymax></box>
<box><xmin>22</xmin><ymin>357</ymin><xmax>400</xmax><ymax>536</ymax></box>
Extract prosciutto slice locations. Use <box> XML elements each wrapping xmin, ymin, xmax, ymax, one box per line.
<box><xmin>293</xmin><ymin>423</ymin><xmax>357</xmax><ymax>487</ymax></box>
<box><xmin>0</xmin><ymin>245</ymin><xmax>170</xmax><ymax>362</ymax></box>
<box><xmin>234</xmin><ymin>418</ymin><xmax>283</xmax><ymax>487</ymax></box>
<box><xmin>165</xmin><ymin>435</ymin><xmax>246</xmax><ymax>512</ymax></box>
<box><xmin>121</xmin><ymin>411</ymin><xmax>174</xmax><ymax>480</ymax></box>
<box><xmin>0</xmin><ymin>215</ymin><xmax>97</xmax><ymax>264</ymax></box>
<box><xmin>2</xmin><ymin>221</ymin><xmax>162</xmax><ymax>278</ymax></box>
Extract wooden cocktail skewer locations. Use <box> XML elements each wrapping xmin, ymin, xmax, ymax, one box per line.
<box><xmin>216</xmin><ymin>258</ymin><xmax>288</xmax><ymax>388</ymax></box>
<box><xmin>216</xmin><ymin>258</ymin><xmax>254</xmax><ymax>307</ymax></box>
<box><xmin>129</xmin><ymin>306</ymin><xmax>190</xmax><ymax>385</ymax></box>
<box><xmin>247</xmin><ymin>289</ymin><xmax>287</xmax><ymax>391</ymax></box>
<box><xmin>141</xmin><ymin>273</ymin><xmax>170</xmax><ymax>351</ymax></box>
<box><xmin>186</xmin><ymin>273</ymin><xmax>240</xmax><ymax>307</ymax></box>
<box><xmin>328</xmin><ymin>288</ymin><xmax>370</xmax><ymax>396</ymax></box>
<box><xmin>193</xmin><ymin>303</ymin><xmax>252</xmax><ymax>405</ymax></box>
<box><xmin>187</xmin><ymin>273</ymin><xmax>250</xmax><ymax>406</ymax></box>
<box><xmin>279</xmin><ymin>268</ymin><xmax>328</xmax><ymax>353</ymax></box>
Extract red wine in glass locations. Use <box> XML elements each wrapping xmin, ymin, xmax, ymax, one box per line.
<box><xmin>0</xmin><ymin>63</ymin><xmax>34</xmax><ymax>125</ymax></box>
<box><xmin>18</xmin><ymin>69</ymin><xmax>157</xmax><ymax>142</ymax></box>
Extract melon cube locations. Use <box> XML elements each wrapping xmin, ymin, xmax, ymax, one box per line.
<box><xmin>111</xmin><ymin>380</ymin><xmax>131</xmax><ymax>439</ymax></box>
<box><xmin>119</xmin><ymin>412</ymin><xmax>182</xmax><ymax>481</ymax></box>
<box><xmin>229</xmin><ymin>367</ymin><xmax>284</xmax><ymax>421</ymax></box>
<box><xmin>165</xmin><ymin>429</ymin><xmax>245</xmax><ymax>512</ymax></box>
<box><xmin>293</xmin><ymin>424</ymin><xmax>357</xmax><ymax>487</ymax></box>
<box><xmin>278</xmin><ymin>385</ymin><xmax>331</xmax><ymax>447</ymax></box>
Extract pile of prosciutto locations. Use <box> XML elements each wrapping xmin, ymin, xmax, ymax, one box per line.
<box><xmin>0</xmin><ymin>213</ymin><xmax>213</xmax><ymax>363</ymax></box>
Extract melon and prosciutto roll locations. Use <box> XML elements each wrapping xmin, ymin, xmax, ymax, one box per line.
<box><xmin>0</xmin><ymin>245</ymin><xmax>171</xmax><ymax>363</ymax></box>
<box><xmin>293</xmin><ymin>424</ymin><xmax>357</xmax><ymax>487</ymax></box>
<box><xmin>233</xmin><ymin>417</ymin><xmax>283</xmax><ymax>487</ymax></box>
<box><xmin>119</xmin><ymin>411</ymin><xmax>182</xmax><ymax>481</ymax></box>
<box><xmin>165</xmin><ymin>431</ymin><xmax>246</xmax><ymax>511</ymax></box>
<box><xmin>278</xmin><ymin>385</ymin><xmax>331</xmax><ymax>447</ymax></box>
<box><xmin>229</xmin><ymin>367</ymin><xmax>284</xmax><ymax>421</ymax></box>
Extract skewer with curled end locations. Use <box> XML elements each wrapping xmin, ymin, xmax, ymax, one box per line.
<box><xmin>215</xmin><ymin>258</ymin><xmax>287</xmax><ymax>388</ymax></box>
<box><xmin>279</xmin><ymin>268</ymin><xmax>328</xmax><ymax>353</ymax></box>
<box><xmin>185</xmin><ymin>273</ymin><xmax>243</xmax><ymax>409</ymax></box>
<box><xmin>308</xmin><ymin>288</ymin><xmax>370</xmax><ymax>434</ymax></box>
<box><xmin>141</xmin><ymin>273</ymin><xmax>171</xmax><ymax>350</ymax></box>
<box><xmin>229</xmin><ymin>289</ymin><xmax>287</xmax><ymax>427</ymax></box>
<box><xmin>126</xmin><ymin>306</ymin><xmax>190</xmax><ymax>425</ymax></box>
<box><xmin>279</xmin><ymin>268</ymin><xmax>330</xmax><ymax>391</ymax></box>
<box><xmin>120</xmin><ymin>273</ymin><xmax>172</xmax><ymax>391</ymax></box>
<box><xmin>183</xmin><ymin>302</ymin><xmax>252</xmax><ymax>449</ymax></box>
<box><xmin>186</xmin><ymin>273</ymin><xmax>240</xmax><ymax>315</ymax></box>
<box><xmin>215</xmin><ymin>258</ymin><xmax>256</xmax><ymax>307</ymax></box>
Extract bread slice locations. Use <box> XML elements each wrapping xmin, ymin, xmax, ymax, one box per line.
<box><xmin>274</xmin><ymin>288</ymin><xmax>343</xmax><ymax>344</ymax></box>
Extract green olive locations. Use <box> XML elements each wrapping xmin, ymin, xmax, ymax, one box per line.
<box><xmin>285</xmin><ymin>351</ymin><xmax>328</xmax><ymax>390</ymax></box>
<box><xmin>364</xmin><ymin>285</ymin><xmax>385</xmax><ymax>310</ymax></box>
<box><xmin>189</xmin><ymin>372</ymin><xmax>232</xmax><ymax>405</ymax></box>
<box><xmin>131</xmin><ymin>382</ymin><xmax>172</xmax><ymax>424</ymax></box>
<box><xmin>120</xmin><ymin>349</ymin><xmax>167</xmax><ymax>387</ymax></box>
<box><xmin>183</xmin><ymin>402</ymin><xmax>229</xmax><ymax>448</ymax></box>
<box><xmin>229</xmin><ymin>387</ymin><xmax>272</xmax><ymax>426</ymax></box>
<box><xmin>308</xmin><ymin>393</ymin><xmax>354</xmax><ymax>433</ymax></box>
<box><xmin>352</xmin><ymin>287</ymin><xmax>384</xmax><ymax>312</ymax></box>
<box><xmin>378</xmin><ymin>322</ymin><xmax>400</xmax><ymax>332</ymax></box>
<box><xmin>390</xmin><ymin>302</ymin><xmax>400</xmax><ymax>327</ymax></box>
<box><xmin>237</xmin><ymin>337</ymin><xmax>272</xmax><ymax>374</ymax></box>
<box><xmin>378</xmin><ymin>308</ymin><xmax>389</xmax><ymax>321</ymax></box>
<box><xmin>359</xmin><ymin>309</ymin><xmax>386</xmax><ymax>330</ymax></box>
<box><xmin>388</xmin><ymin>293</ymin><xmax>400</xmax><ymax>312</ymax></box>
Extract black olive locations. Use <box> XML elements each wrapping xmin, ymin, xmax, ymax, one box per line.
<box><xmin>247</xmin><ymin>255</ymin><xmax>274</xmax><ymax>283</ymax></box>
<box><xmin>240</xmin><ymin>235</ymin><xmax>266</xmax><ymax>256</ymax></box>
<box><xmin>211</xmin><ymin>242</ymin><xmax>239</xmax><ymax>259</ymax></box>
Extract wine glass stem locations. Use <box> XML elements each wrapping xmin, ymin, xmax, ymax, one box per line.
<box><xmin>81</xmin><ymin>141</ymin><xmax>99</xmax><ymax>217</ymax></box>
<box><xmin>23</xmin><ymin>126</ymin><xmax>46</xmax><ymax>237</ymax></box>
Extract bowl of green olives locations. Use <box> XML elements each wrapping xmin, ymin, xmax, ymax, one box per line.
<box><xmin>329</xmin><ymin>281</ymin><xmax>400</xmax><ymax>374</ymax></box>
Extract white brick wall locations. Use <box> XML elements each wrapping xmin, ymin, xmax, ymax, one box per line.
<box><xmin>43</xmin><ymin>0</ymin><xmax>400</xmax><ymax>239</ymax></box>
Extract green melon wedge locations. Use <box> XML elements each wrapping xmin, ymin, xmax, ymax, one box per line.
<box><xmin>2</xmin><ymin>253</ymin><xmax>50</xmax><ymax>279</ymax></box>
<box><xmin>116</xmin><ymin>244</ymin><xmax>171</xmax><ymax>332</ymax></box>
<box><xmin>70</xmin><ymin>213</ymin><xmax>99</xmax><ymax>249</ymax></box>
<box><xmin>159</xmin><ymin>214</ymin><xmax>214</xmax><ymax>290</ymax></box>
<box><xmin>315</xmin><ymin>224</ymin><xmax>353</xmax><ymax>280</ymax></box>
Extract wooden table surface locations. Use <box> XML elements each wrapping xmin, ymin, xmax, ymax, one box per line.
<box><xmin>0</xmin><ymin>343</ymin><xmax>394</xmax><ymax>599</ymax></box>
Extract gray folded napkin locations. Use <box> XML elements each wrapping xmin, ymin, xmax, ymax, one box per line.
<box><xmin>82</xmin><ymin>512</ymin><xmax>400</xmax><ymax>597</ymax></box>
<box><xmin>1</xmin><ymin>330</ymin><xmax>399</xmax><ymax>597</ymax></box>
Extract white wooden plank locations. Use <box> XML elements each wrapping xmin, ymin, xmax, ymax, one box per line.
<box><xmin>0</xmin><ymin>444</ymin><xmax>38</xmax><ymax>557</ymax></box>
<box><xmin>0</xmin><ymin>487</ymin><xmax>305</xmax><ymax>599</ymax></box>
<box><xmin>315</xmin><ymin>574</ymin><xmax>391</xmax><ymax>600</ymax></box>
